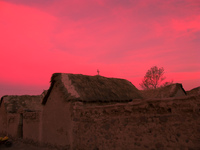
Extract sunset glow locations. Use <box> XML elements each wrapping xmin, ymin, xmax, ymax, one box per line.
<box><xmin>0</xmin><ymin>0</ymin><xmax>200</xmax><ymax>97</ymax></box>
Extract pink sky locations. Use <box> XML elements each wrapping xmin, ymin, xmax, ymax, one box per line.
<box><xmin>0</xmin><ymin>0</ymin><xmax>200</xmax><ymax>97</ymax></box>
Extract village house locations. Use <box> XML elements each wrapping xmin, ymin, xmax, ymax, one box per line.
<box><xmin>140</xmin><ymin>83</ymin><xmax>187</xmax><ymax>99</ymax></box>
<box><xmin>41</xmin><ymin>73</ymin><xmax>143</xmax><ymax>148</ymax></box>
<box><xmin>41</xmin><ymin>73</ymin><xmax>200</xmax><ymax>149</ymax></box>
<box><xmin>0</xmin><ymin>73</ymin><xmax>200</xmax><ymax>149</ymax></box>
<box><xmin>0</xmin><ymin>94</ymin><xmax>43</xmax><ymax>142</ymax></box>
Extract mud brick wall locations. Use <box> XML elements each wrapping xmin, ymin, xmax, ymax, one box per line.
<box><xmin>41</xmin><ymin>84</ymin><xmax>72</xmax><ymax>148</ymax></box>
<box><xmin>0</xmin><ymin>102</ymin><xmax>7</xmax><ymax>134</ymax></box>
<box><xmin>72</xmin><ymin>95</ymin><xmax>200</xmax><ymax>150</ymax></box>
<box><xmin>23</xmin><ymin>112</ymin><xmax>41</xmax><ymax>142</ymax></box>
<box><xmin>6</xmin><ymin>113</ymin><xmax>21</xmax><ymax>138</ymax></box>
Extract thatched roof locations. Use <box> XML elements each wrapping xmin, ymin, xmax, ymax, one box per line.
<box><xmin>140</xmin><ymin>83</ymin><xmax>187</xmax><ymax>99</ymax></box>
<box><xmin>0</xmin><ymin>95</ymin><xmax>43</xmax><ymax>113</ymax></box>
<box><xmin>186</xmin><ymin>86</ymin><xmax>200</xmax><ymax>96</ymax></box>
<box><xmin>42</xmin><ymin>73</ymin><xmax>143</xmax><ymax>104</ymax></box>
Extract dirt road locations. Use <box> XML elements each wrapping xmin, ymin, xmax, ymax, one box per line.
<box><xmin>0</xmin><ymin>140</ymin><xmax>58</xmax><ymax>150</ymax></box>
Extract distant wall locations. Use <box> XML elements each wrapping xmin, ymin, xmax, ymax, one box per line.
<box><xmin>72</xmin><ymin>95</ymin><xmax>200</xmax><ymax>150</ymax></box>
<box><xmin>23</xmin><ymin>112</ymin><xmax>41</xmax><ymax>142</ymax></box>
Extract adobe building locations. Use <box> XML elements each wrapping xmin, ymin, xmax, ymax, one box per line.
<box><xmin>41</xmin><ymin>73</ymin><xmax>143</xmax><ymax>148</ymax></box>
<box><xmin>140</xmin><ymin>83</ymin><xmax>187</xmax><ymax>99</ymax></box>
<box><xmin>0</xmin><ymin>94</ymin><xmax>43</xmax><ymax>142</ymax></box>
<box><xmin>41</xmin><ymin>73</ymin><xmax>200</xmax><ymax>149</ymax></box>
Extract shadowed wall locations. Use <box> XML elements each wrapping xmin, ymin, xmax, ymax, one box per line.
<box><xmin>23</xmin><ymin>112</ymin><xmax>41</xmax><ymax>142</ymax></box>
<box><xmin>71</xmin><ymin>95</ymin><xmax>200</xmax><ymax>150</ymax></box>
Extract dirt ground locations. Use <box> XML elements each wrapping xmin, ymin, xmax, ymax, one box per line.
<box><xmin>0</xmin><ymin>140</ymin><xmax>58</xmax><ymax>150</ymax></box>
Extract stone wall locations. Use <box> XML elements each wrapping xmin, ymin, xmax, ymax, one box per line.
<box><xmin>72</xmin><ymin>95</ymin><xmax>200</xmax><ymax>150</ymax></box>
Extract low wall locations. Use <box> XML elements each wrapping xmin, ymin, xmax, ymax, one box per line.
<box><xmin>72</xmin><ymin>95</ymin><xmax>200</xmax><ymax>150</ymax></box>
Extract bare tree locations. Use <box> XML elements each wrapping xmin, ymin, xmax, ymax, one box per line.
<box><xmin>140</xmin><ymin>66</ymin><xmax>173</xmax><ymax>90</ymax></box>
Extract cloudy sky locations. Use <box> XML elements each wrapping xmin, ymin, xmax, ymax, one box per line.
<box><xmin>0</xmin><ymin>0</ymin><xmax>200</xmax><ymax>97</ymax></box>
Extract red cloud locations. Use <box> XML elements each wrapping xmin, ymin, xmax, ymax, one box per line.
<box><xmin>0</xmin><ymin>0</ymin><xmax>199</xmax><ymax>96</ymax></box>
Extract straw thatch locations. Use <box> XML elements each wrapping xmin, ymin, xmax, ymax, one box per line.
<box><xmin>186</xmin><ymin>86</ymin><xmax>200</xmax><ymax>96</ymax></box>
<box><xmin>42</xmin><ymin>73</ymin><xmax>143</xmax><ymax>104</ymax></box>
<box><xmin>140</xmin><ymin>83</ymin><xmax>187</xmax><ymax>99</ymax></box>
<box><xmin>0</xmin><ymin>95</ymin><xmax>43</xmax><ymax>113</ymax></box>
